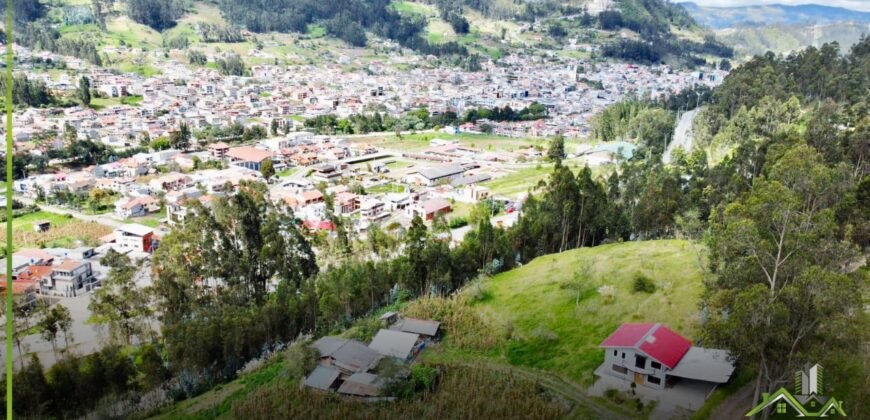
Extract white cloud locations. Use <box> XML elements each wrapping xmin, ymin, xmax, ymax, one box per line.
<box><xmin>684</xmin><ymin>0</ymin><xmax>870</xmax><ymax>12</ymax></box>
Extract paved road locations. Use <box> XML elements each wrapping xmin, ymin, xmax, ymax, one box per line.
<box><xmin>2</xmin><ymin>294</ymin><xmax>106</xmax><ymax>370</ymax></box>
<box><xmin>15</xmin><ymin>196</ymin><xmax>124</xmax><ymax>228</ymax></box>
<box><xmin>663</xmin><ymin>108</ymin><xmax>701</xmax><ymax>165</ymax></box>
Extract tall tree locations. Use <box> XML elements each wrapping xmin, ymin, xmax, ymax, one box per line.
<box><xmin>703</xmin><ymin>144</ymin><xmax>863</xmax><ymax>414</ymax></box>
<box><xmin>78</xmin><ymin>76</ymin><xmax>91</xmax><ymax>106</ymax></box>
<box><xmin>89</xmin><ymin>250</ymin><xmax>154</xmax><ymax>345</ymax></box>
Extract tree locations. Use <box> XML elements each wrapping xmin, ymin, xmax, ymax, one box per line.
<box><xmin>89</xmin><ymin>252</ymin><xmax>154</xmax><ymax>345</ymax></box>
<box><xmin>152</xmin><ymin>181</ymin><xmax>318</xmax><ymax>371</ymax></box>
<box><xmin>547</xmin><ymin>134</ymin><xmax>566</xmax><ymax>162</ymax></box>
<box><xmin>704</xmin><ymin>144</ymin><xmax>862</xmax><ymax>414</ymax></box>
<box><xmin>78</xmin><ymin>76</ymin><xmax>91</xmax><ymax>106</ymax></box>
<box><xmin>260</xmin><ymin>158</ymin><xmax>275</xmax><ymax>181</ymax></box>
<box><xmin>88</xmin><ymin>188</ymin><xmax>109</xmax><ymax>214</ymax></box>
<box><xmin>169</xmin><ymin>121</ymin><xmax>191</xmax><ymax>150</ymax></box>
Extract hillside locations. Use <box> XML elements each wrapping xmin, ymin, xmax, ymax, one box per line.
<box><xmin>150</xmin><ymin>240</ymin><xmax>706</xmax><ymax>418</ymax></box>
<box><xmin>10</xmin><ymin>0</ymin><xmax>730</xmax><ymax>73</ymax></box>
<box><xmin>420</xmin><ymin>239</ymin><xmax>706</xmax><ymax>384</ymax></box>
<box><xmin>716</xmin><ymin>22</ymin><xmax>870</xmax><ymax>58</ymax></box>
<box><xmin>679</xmin><ymin>2</ymin><xmax>870</xmax><ymax>29</ymax></box>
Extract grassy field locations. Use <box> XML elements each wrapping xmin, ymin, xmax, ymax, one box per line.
<box><xmin>0</xmin><ymin>211</ymin><xmax>112</xmax><ymax>249</ymax></box>
<box><xmin>420</xmin><ymin>240</ymin><xmax>706</xmax><ymax>386</ymax></box>
<box><xmin>349</xmin><ymin>132</ymin><xmax>547</xmax><ymax>153</ymax></box>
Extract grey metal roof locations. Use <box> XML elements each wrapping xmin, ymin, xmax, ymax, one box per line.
<box><xmin>337</xmin><ymin>372</ymin><xmax>384</xmax><ymax>397</ymax></box>
<box><xmin>450</xmin><ymin>173</ymin><xmax>492</xmax><ymax>187</ymax></box>
<box><xmin>330</xmin><ymin>340</ymin><xmax>381</xmax><ymax>373</ymax></box>
<box><xmin>368</xmin><ymin>329</ymin><xmax>419</xmax><ymax>359</ymax></box>
<box><xmin>667</xmin><ymin>347</ymin><xmax>735</xmax><ymax>383</ymax></box>
<box><xmin>313</xmin><ymin>336</ymin><xmax>347</xmax><ymax>357</ymax></box>
<box><xmin>393</xmin><ymin>318</ymin><xmax>440</xmax><ymax>337</ymax></box>
<box><xmin>303</xmin><ymin>365</ymin><xmax>341</xmax><ymax>391</ymax></box>
<box><xmin>417</xmin><ymin>164</ymin><xmax>466</xmax><ymax>180</ymax></box>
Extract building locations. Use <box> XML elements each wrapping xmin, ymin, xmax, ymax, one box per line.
<box><xmin>115</xmin><ymin>196</ymin><xmax>160</xmax><ymax>218</ymax></box>
<box><xmin>368</xmin><ymin>329</ymin><xmax>420</xmax><ymax>361</ymax></box>
<box><xmin>404</xmin><ymin>164</ymin><xmax>467</xmax><ymax>186</ymax></box>
<box><xmin>208</xmin><ymin>142</ymin><xmax>230</xmax><ymax>159</ymax></box>
<box><xmin>311</xmin><ymin>164</ymin><xmax>342</xmax><ymax>183</ymax></box>
<box><xmin>50</xmin><ymin>259</ymin><xmax>94</xmax><ymax>297</ymax></box>
<box><xmin>226</xmin><ymin>146</ymin><xmax>273</xmax><ymax>171</ymax></box>
<box><xmin>303</xmin><ymin>365</ymin><xmax>342</xmax><ymax>392</ymax></box>
<box><xmin>337</xmin><ymin>372</ymin><xmax>384</xmax><ymax>397</ymax></box>
<box><xmin>597</xmin><ymin>323</ymin><xmax>735</xmax><ymax>390</ymax></box>
<box><xmin>407</xmin><ymin>198</ymin><xmax>452</xmax><ymax>221</ymax></box>
<box><xmin>390</xmin><ymin>317</ymin><xmax>441</xmax><ymax>340</ymax></box>
<box><xmin>114</xmin><ymin>224</ymin><xmax>157</xmax><ymax>253</ymax></box>
<box><xmin>313</xmin><ymin>337</ymin><xmax>382</xmax><ymax>377</ymax></box>
<box><xmin>359</xmin><ymin>199</ymin><xmax>386</xmax><ymax>220</ymax></box>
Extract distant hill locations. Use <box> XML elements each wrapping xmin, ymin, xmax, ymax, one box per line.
<box><xmin>679</xmin><ymin>2</ymin><xmax>870</xmax><ymax>29</ymax></box>
<box><xmin>717</xmin><ymin>21</ymin><xmax>870</xmax><ymax>58</ymax></box>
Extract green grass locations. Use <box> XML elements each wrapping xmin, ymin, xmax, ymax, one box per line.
<box><xmin>458</xmin><ymin>240</ymin><xmax>705</xmax><ymax>385</ymax></box>
<box><xmin>366</xmin><ymin>183</ymin><xmax>405</xmax><ymax>194</ymax></box>
<box><xmin>7</xmin><ymin>211</ymin><xmax>76</xmax><ymax>233</ymax></box>
<box><xmin>306</xmin><ymin>24</ymin><xmax>326</xmax><ymax>39</ymax></box>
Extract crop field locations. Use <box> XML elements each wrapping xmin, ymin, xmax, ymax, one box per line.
<box><xmin>0</xmin><ymin>211</ymin><xmax>113</xmax><ymax>249</ymax></box>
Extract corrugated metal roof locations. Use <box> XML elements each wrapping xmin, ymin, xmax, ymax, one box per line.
<box><xmin>394</xmin><ymin>318</ymin><xmax>440</xmax><ymax>337</ymax></box>
<box><xmin>337</xmin><ymin>372</ymin><xmax>384</xmax><ymax>397</ymax></box>
<box><xmin>368</xmin><ymin>329</ymin><xmax>418</xmax><ymax>359</ymax></box>
<box><xmin>667</xmin><ymin>347</ymin><xmax>735</xmax><ymax>383</ymax></box>
<box><xmin>450</xmin><ymin>173</ymin><xmax>492</xmax><ymax>187</ymax></box>
<box><xmin>417</xmin><ymin>164</ymin><xmax>466</xmax><ymax>180</ymax></box>
<box><xmin>303</xmin><ymin>365</ymin><xmax>341</xmax><ymax>391</ymax></box>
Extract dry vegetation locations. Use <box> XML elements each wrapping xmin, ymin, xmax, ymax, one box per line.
<box><xmin>0</xmin><ymin>211</ymin><xmax>113</xmax><ymax>248</ymax></box>
<box><xmin>230</xmin><ymin>364</ymin><xmax>569</xmax><ymax>419</ymax></box>
<box><xmin>403</xmin><ymin>294</ymin><xmax>507</xmax><ymax>352</ymax></box>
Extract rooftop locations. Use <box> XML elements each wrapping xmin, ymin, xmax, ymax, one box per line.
<box><xmin>368</xmin><ymin>329</ymin><xmax>419</xmax><ymax>359</ymax></box>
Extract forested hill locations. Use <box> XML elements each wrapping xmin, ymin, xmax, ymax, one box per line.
<box><xmin>5</xmin><ymin>0</ymin><xmax>731</xmax><ymax>67</ymax></box>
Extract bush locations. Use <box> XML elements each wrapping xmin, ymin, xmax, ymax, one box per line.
<box><xmin>632</xmin><ymin>274</ymin><xmax>656</xmax><ymax>293</ymax></box>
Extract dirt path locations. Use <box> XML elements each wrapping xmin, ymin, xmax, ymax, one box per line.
<box><xmin>709</xmin><ymin>382</ymin><xmax>754</xmax><ymax>420</ymax></box>
<box><xmin>454</xmin><ymin>360</ymin><xmax>631</xmax><ymax>420</ymax></box>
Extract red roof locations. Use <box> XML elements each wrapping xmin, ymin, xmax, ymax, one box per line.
<box><xmin>600</xmin><ymin>323</ymin><xmax>692</xmax><ymax>369</ymax></box>
<box><xmin>600</xmin><ymin>323</ymin><xmax>656</xmax><ymax>347</ymax></box>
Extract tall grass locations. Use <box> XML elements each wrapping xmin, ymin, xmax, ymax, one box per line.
<box><xmin>230</xmin><ymin>364</ymin><xmax>569</xmax><ymax>419</ymax></box>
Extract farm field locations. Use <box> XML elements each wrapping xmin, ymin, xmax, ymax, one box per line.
<box><xmin>349</xmin><ymin>132</ymin><xmax>547</xmax><ymax>153</ymax></box>
<box><xmin>0</xmin><ymin>211</ymin><xmax>113</xmax><ymax>249</ymax></box>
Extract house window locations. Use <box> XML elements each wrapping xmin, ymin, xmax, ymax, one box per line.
<box><xmin>648</xmin><ymin>376</ymin><xmax>661</xmax><ymax>385</ymax></box>
<box><xmin>635</xmin><ymin>355</ymin><xmax>647</xmax><ymax>369</ymax></box>
<box><xmin>651</xmin><ymin>361</ymin><xmax>662</xmax><ymax>370</ymax></box>
<box><xmin>776</xmin><ymin>402</ymin><xmax>787</xmax><ymax>414</ymax></box>
<box><xmin>621</xmin><ymin>352</ymin><xmax>625</xmax><ymax>359</ymax></box>
<box><xmin>613</xmin><ymin>350</ymin><xmax>617</xmax><ymax>356</ymax></box>
<box><xmin>612</xmin><ymin>364</ymin><xmax>628</xmax><ymax>375</ymax></box>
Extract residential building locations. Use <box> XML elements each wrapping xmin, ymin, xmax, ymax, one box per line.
<box><xmin>114</xmin><ymin>224</ymin><xmax>157</xmax><ymax>253</ymax></box>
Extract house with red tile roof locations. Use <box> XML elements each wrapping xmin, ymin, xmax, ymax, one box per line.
<box><xmin>226</xmin><ymin>146</ymin><xmax>273</xmax><ymax>171</ymax></box>
<box><xmin>597</xmin><ymin>323</ymin><xmax>735</xmax><ymax>390</ymax></box>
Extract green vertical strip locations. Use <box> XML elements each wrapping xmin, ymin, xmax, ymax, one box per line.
<box><xmin>4</xmin><ymin>0</ymin><xmax>13</xmax><ymax>417</ymax></box>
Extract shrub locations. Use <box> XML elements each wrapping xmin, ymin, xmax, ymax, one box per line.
<box><xmin>632</xmin><ymin>274</ymin><xmax>656</xmax><ymax>293</ymax></box>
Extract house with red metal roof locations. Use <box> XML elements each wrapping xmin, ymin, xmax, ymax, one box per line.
<box><xmin>598</xmin><ymin>323</ymin><xmax>734</xmax><ymax>391</ymax></box>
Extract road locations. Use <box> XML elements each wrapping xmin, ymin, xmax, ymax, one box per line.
<box><xmin>663</xmin><ymin>108</ymin><xmax>701</xmax><ymax>165</ymax></box>
<box><xmin>15</xmin><ymin>196</ymin><xmax>124</xmax><ymax>228</ymax></box>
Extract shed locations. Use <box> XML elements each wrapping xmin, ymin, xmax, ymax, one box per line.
<box><xmin>303</xmin><ymin>365</ymin><xmax>341</xmax><ymax>391</ymax></box>
<box><xmin>368</xmin><ymin>329</ymin><xmax>419</xmax><ymax>360</ymax></box>
<box><xmin>337</xmin><ymin>372</ymin><xmax>384</xmax><ymax>397</ymax></box>
<box><xmin>33</xmin><ymin>220</ymin><xmax>51</xmax><ymax>233</ymax></box>
<box><xmin>314</xmin><ymin>337</ymin><xmax>381</xmax><ymax>375</ymax></box>
<box><xmin>392</xmin><ymin>318</ymin><xmax>441</xmax><ymax>338</ymax></box>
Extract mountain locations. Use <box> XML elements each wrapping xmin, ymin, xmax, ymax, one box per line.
<box><xmin>678</xmin><ymin>2</ymin><xmax>870</xmax><ymax>29</ymax></box>
<box><xmin>717</xmin><ymin>21</ymin><xmax>870</xmax><ymax>58</ymax></box>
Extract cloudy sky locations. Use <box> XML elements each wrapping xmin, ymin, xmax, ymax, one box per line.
<box><xmin>682</xmin><ymin>0</ymin><xmax>870</xmax><ymax>12</ymax></box>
